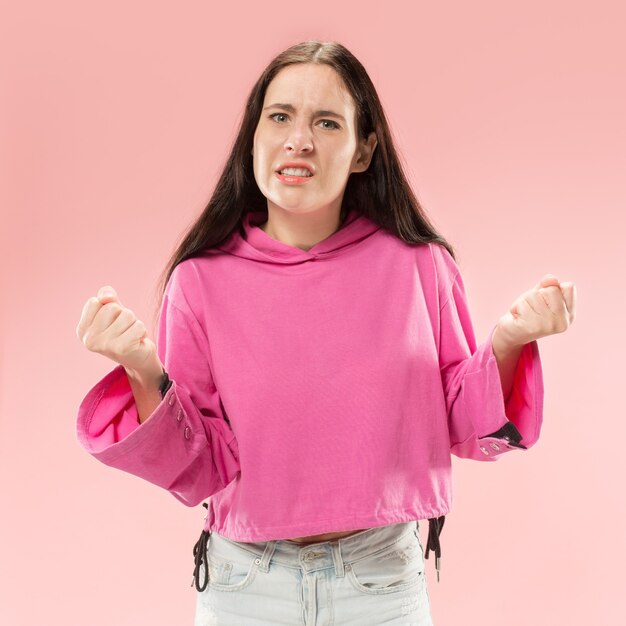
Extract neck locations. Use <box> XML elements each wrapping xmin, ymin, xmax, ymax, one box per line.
<box><xmin>259</xmin><ymin>208</ymin><xmax>346</xmax><ymax>251</ymax></box>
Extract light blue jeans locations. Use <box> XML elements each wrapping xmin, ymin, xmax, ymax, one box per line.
<box><xmin>194</xmin><ymin>520</ymin><xmax>434</xmax><ymax>625</ymax></box>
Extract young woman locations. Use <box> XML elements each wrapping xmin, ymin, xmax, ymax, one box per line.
<box><xmin>76</xmin><ymin>40</ymin><xmax>575</xmax><ymax>625</ymax></box>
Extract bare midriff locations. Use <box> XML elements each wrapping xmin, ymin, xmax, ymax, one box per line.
<box><xmin>286</xmin><ymin>528</ymin><xmax>369</xmax><ymax>544</ymax></box>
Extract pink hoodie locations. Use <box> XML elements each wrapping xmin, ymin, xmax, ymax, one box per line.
<box><xmin>76</xmin><ymin>208</ymin><xmax>543</xmax><ymax>582</ymax></box>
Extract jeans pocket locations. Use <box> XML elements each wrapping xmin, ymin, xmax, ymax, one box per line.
<box><xmin>206</xmin><ymin>539</ymin><xmax>260</xmax><ymax>592</ymax></box>
<box><xmin>346</xmin><ymin>529</ymin><xmax>425</xmax><ymax>596</ymax></box>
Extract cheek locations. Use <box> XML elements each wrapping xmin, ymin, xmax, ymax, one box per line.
<box><xmin>330</xmin><ymin>145</ymin><xmax>357</xmax><ymax>171</ymax></box>
<box><xmin>256</xmin><ymin>156</ymin><xmax>272</xmax><ymax>181</ymax></box>
<box><xmin>252</xmin><ymin>139</ymin><xmax>270</xmax><ymax>168</ymax></box>
<box><xmin>252</xmin><ymin>150</ymin><xmax>274</xmax><ymax>190</ymax></box>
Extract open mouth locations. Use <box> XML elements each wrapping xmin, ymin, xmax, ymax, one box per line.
<box><xmin>276</xmin><ymin>167</ymin><xmax>313</xmax><ymax>177</ymax></box>
<box><xmin>275</xmin><ymin>169</ymin><xmax>314</xmax><ymax>183</ymax></box>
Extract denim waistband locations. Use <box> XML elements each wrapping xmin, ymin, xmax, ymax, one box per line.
<box><xmin>219</xmin><ymin>520</ymin><xmax>417</xmax><ymax>568</ymax></box>
<box><xmin>191</xmin><ymin>504</ymin><xmax>445</xmax><ymax>592</ymax></box>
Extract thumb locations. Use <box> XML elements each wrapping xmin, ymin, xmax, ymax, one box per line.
<box><xmin>97</xmin><ymin>285</ymin><xmax>119</xmax><ymax>303</ymax></box>
<box><xmin>558</xmin><ymin>281</ymin><xmax>577</xmax><ymax>322</ymax></box>
<box><xmin>535</xmin><ymin>273</ymin><xmax>560</xmax><ymax>290</ymax></box>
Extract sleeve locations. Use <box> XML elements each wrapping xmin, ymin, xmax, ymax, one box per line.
<box><xmin>439</xmin><ymin>268</ymin><xmax>544</xmax><ymax>461</ymax></box>
<box><xmin>75</xmin><ymin>265</ymin><xmax>241</xmax><ymax>505</ymax></box>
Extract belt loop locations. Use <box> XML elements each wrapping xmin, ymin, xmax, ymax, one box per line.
<box><xmin>331</xmin><ymin>541</ymin><xmax>345</xmax><ymax>578</ymax></box>
<box><xmin>258</xmin><ymin>540</ymin><xmax>277</xmax><ymax>573</ymax></box>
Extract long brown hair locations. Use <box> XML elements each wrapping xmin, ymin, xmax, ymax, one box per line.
<box><xmin>151</xmin><ymin>40</ymin><xmax>457</xmax><ymax>334</ymax></box>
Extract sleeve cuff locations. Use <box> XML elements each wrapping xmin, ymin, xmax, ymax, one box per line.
<box><xmin>458</xmin><ymin>323</ymin><xmax>544</xmax><ymax>457</ymax></box>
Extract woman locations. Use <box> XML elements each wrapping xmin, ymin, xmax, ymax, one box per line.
<box><xmin>76</xmin><ymin>40</ymin><xmax>575</xmax><ymax>625</ymax></box>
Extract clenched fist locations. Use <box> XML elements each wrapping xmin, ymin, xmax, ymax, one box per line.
<box><xmin>76</xmin><ymin>285</ymin><xmax>161</xmax><ymax>376</ymax></box>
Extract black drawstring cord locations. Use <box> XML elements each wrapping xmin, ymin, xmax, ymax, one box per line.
<box><xmin>190</xmin><ymin>505</ymin><xmax>445</xmax><ymax>587</ymax></box>
<box><xmin>425</xmin><ymin>515</ymin><xmax>445</xmax><ymax>582</ymax></box>
<box><xmin>191</xmin><ymin>503</ymin><xmax>211</xmax><ymax>591</ymax></box>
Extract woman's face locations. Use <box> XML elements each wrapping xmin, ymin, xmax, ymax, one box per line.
<box><xmin>252</xmin><ymin>63</ymin><xmax>377</xmax><ymax>218</ymax></box>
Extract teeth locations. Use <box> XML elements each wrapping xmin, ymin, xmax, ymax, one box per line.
<box><xmin>280</xmin><ymin>167</ymin><xmax>312</xmax><ymax>177</ymax></box>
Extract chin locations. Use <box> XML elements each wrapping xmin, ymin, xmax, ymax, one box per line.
<box><xmin>268</xmin><ymin>201</ymin><xmax>315</xmax><ymax>214</ymax></box>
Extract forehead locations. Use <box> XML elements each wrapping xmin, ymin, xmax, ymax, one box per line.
<box><xmin>264</xmin><ymin>63</ymin><xmax>354</xmax><ymax>112</ymax></box>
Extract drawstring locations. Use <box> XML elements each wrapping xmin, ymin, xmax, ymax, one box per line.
<box><xmin>425</xmin><ymin>515</ymin><xmax>445</xmax><ymax>582</ymax></box>
<box><xmin>191</xmin><ymin>503</ymin><xmax>211</xmax><ymax>592</ymax></box>
<box><xmin>191</xmin><ymin>505</ymin><xmax>446</xmax><ymax>587</ymax></box>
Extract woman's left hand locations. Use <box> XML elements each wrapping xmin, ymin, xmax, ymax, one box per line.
<box><xmin>495</xmin><ymin>274</ymin><xmax>577</xmax><ymax>347</ymax></box>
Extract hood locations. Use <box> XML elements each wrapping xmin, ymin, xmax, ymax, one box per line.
<box><xmin>216</xmin><ymin>208</ymin><xmax>381</xmax><ymax>264</ymax></box>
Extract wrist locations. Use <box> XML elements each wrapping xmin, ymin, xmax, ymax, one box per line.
<box><xmin>491</xmin><ymin>326</ymin><xmax>524</xmax><ymax>366</ymax></box>
<box><xmin>124</xmin><ymin>358</ymin><xmax>164</xmax><ymax>391</ymax></box>
<box><xmin>492</xmin><ymin>323</ymin><xmax>524</xmax><ymax>351</ymax></box>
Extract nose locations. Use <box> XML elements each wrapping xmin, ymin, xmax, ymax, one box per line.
<box><xmin>284</xmin><ymin>125</ymin><xmax>313</xmax><ymax>153</ymax></box>
<box><xmin>284</xmin><ymin>140</ymin><xmax>313</xmax><ymax>154</ymax></box>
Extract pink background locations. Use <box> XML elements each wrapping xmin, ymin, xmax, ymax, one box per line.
<box><xmin>1</xmin><ymin>0</ymin><xmax>623</xmax><ymax>624</ymax></box>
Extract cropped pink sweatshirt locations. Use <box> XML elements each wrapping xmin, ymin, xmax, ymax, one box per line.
<box><xmin>76</xmin><ymin>208</ymin><xmax>544</xmax><ymax>586</ymax></box>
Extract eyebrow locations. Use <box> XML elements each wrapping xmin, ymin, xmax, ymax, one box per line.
<box><xmin>263</xmin><ymin>103</ymin><xmax>346</xmax><ymax>123</ymax></box>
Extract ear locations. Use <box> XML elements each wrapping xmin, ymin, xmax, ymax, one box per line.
<box><xmin>352</xmin><ymin>132</ymin><xmax>378</xmax><ymax>173</ymax></box>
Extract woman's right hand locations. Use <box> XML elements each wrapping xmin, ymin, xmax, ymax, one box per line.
<box><xmin>76</xmin><ymin>286</ymin><xmax>160</xmax><ymax>376</ymax></box>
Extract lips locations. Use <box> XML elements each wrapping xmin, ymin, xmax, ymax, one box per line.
<box><xmin>275</xmin><ymin>171</ymin><xmax>314</xmax><ymax>184</ymax></box>
<box><xmin>275</xmin><ymin>161</ymin><xmax>315</xmax><ymax>175</ymax></box>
